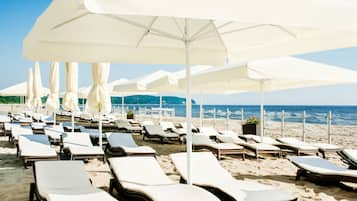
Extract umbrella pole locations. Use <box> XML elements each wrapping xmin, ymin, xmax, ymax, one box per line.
<box><xmin>121</xmin><ymin>96</ymin><xmax>125</xmax><ymax>119</ymax></box>
<box><xmin>53</xmin><ymin>111</ymin><xmax>56</xmax><ymax>125</ymax></box>
<box><xmin>199</xmin><ymin>92</ymin><xmax>203</xmax><ymax>128</ymax></box>
<box><xmin>159</xmin><ymin>95</ymin><xmax>162</xmax><ymax>122</ymax></box>
<box><xmin>184</xmin><ymin>19</ymin><xmax>192</xmax><ymax>186</ymax></box>
<box><xmin>99</xmin><ymin>112</ymin><xmax>103</xmax><ymax>148</ymax></box>
<box><xmin>71</xmin><ymin>111</ymin><xmax>75</xmax><ymax>133</ymax></box>
<box><xmin>260</xmin><ymin>81</ymin><xmax>264</xmax><ymax>137</ymax></box>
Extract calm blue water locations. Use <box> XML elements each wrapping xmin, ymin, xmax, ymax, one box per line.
<box><xmin>119</xmin><ymin>104</ymin><xmax>357</xmax><ymax>125</ymax></box>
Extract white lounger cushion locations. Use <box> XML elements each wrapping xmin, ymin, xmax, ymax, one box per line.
<box><xmin>218</xmin><ymin>134</ymin><xmax>280</xmax><ymax>151</ymax></box>
<box><xmin>44</xmin><ymin>125</ymin><xmax>64</xmax><ymax>140</ymax></box>
<box><xmin>31</xmin><ymin>122</ymin><xmax>47</xmax><ymax>130</ymax></box>
<box><xmin>312</xmin><ymin>143</ymin><xmax>340</xmax><ymax>150</ymax></box>
<box><xmin>35</xmin><ymin>161</ymin><xmax>116</xmax><ymax>201</ymax></box>
<box><xmin>142</xmin><ymin>120</ymin><xmax>154</xmax><ymax>126</ymax></box>
<box><xmin>288</xmin><ymin>156</ymin><xmax>357</xmax><ymax>176</ymax></box>
<box><xmin>62</xmin><ymin>132</ymin><xmax>104</xmax><ymax>156</ymax></box>
<box><xmin>171</xmin><ymin>152</ymin><xmax>296</xmax><ymax>201</ymax></box>
<box><xmin>278</xmin><ymin>137</ymin><xmax>318</xmax><ymax>150</ymax></box>
<box><xmin>199</xmin><ymin>127</ymin><xmax>220</xmax><ymax>137</ymax></box>
<box><xmin>160</xmin><ymin>121</ymin><xmax>186</xmax><ymax>135</ymax></box>
<box><xmin>18</xmin><ymin>135</ymin><xmax>57</xmax><ymax>157</ymax></box>
<box><xmin>193</xmin><ymin>134</ymin><xmax>243</xmax><ymax>150</ymax></box>
<box><xmin>243</xmin><ymin>135</ymin><xmax>281</xmax><ymax>145</ymax></box>
<box><xmin>109</xmin><ymin>157</ymin><xmax>219</xmax><ymax>201</ymax></box>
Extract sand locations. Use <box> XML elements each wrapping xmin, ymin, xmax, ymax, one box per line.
<box><xmin>0</xmin><ymin>115</ymin><xmax>357</xmax><ymax>201</ymax></box>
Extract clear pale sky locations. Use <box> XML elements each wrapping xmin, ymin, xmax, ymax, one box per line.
<box><xmin>1</xmin><ymin>1</ymin><xmax>357</xmax><ymax>105</ymax></box>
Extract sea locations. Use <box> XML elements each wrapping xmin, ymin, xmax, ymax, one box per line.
<box><xmin>116</xmin><ymin>104</ymin><xmax>357</xmax><ymax>126</ymax></box>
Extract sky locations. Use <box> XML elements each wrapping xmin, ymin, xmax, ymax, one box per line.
<box><xmin>1</xmin><ymin>1</ymin><xmax>357</xmax><ymax>105</ymax></box>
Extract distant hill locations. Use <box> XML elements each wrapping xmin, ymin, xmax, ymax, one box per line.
<box><xmin>111</xmin><ymin>95</ymin><xmax>196</xmax><ymax>105</ymax></box>
<box><xmin>0</xmin><ymin>95</ymin><xmax>196</xmax><ymax>105</ymax></box>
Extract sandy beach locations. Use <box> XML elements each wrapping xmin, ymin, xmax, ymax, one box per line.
<box><xmin>0</xmin><ymin>115</ymin><xmax>356</xmax><ymax>201</ymax></box>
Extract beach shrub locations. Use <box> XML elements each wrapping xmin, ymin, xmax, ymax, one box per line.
<box><xmin>127</xmin><ymin>110</ymin><xmax>134</xmax><ymax>119</ymax></box>
<box><xmin>245</xmin><ymin>116</ymin><xmax>259</xmax><ymax>125</ymax></box>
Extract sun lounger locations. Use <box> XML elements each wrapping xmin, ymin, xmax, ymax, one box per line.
<box><xmin>218</xmin><ymin>131</ymin><xmax>281</xmax><ymax>159</ymax></box>
<box><xmin>108</xmin><ymin>156</ymin><xmax>220</xmax><ymax>201</ymax></box>
<box><xmin>116</xmin><ymin>120</ymin><xmax>142</xmax><ymax>133</ymax></box>
<box><xmin>179</xmin><ymin>122</ymin><xmax>199</xmax><ymax>133</ymax></box>
<box><xmin>277</xmin><ymin>137</ymin><xmax>319</xmax><ymax>156</ymax></box>
<box><xmin>18</xmin><ymin>135</ymin><xmax>58</xmax><ymax>168</ymax></box>
<box><xmin>62</xmin><ymin>132</ymin><xmax>105</xmax><ymax>161</ymax></box>
<box><xmin>29</xmin><ymin>160</ymin><xmax>117</xmax><ymax>201</ymax></box>
<box><xmin>143</xmin><ymin>125</ymin><xmax>179</xmax><ymax>143</ymax></box>
<box><xmin>288</xmin><ymin>156</ymin><xmax>357</xmax><ymax>184</ymax></box>
<box><xmin>199</xmin><ymin>127</ymin><xmax>220</xmax><ymax>137</ymax></box>
<box><xmin>160</xmin><ymin>121</ymin><xmax>186</xmax><ymax>136</ymax></box>
<box><xmin>338</xmin><ymin>149</ymin><xmax>357</xmax><ymax>169</ymax></box>
<box><xmin>31</xmin><ymin>122</ymin><xmax>47</xmax><ymax>134</ymax></box>
<box><xmin>106</xmin><ymin>133</ymin><xmax>156</xmax><ymax>156</ymax></box>
<box><xmin>62</xmin><ymin>122</ymin><xmax>82</xmax><ymax>132</ymax></box>
<box><xmin>44</xmin><ymin>125</ymin><xmax>64</xmax><ymax>144</ymax></box>
<box><xmin>170</xmin><ymin>152</ymin><xmax>297</xmax><ymax>201</ymax></box>
<box><xmin>240</xmin><ymin>134</ymin><xmax>280</xmax><ymax>145</ymax></box>
<box><xmin>192</xmin><ymin>134</ymin><xmax>245</xmax><ymax>160</ymax></box>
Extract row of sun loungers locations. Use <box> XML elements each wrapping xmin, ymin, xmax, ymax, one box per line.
<box><xmin>30</xmin><ymin>152</ymin><xmax>297</xmax><ymax>201</ymax></box>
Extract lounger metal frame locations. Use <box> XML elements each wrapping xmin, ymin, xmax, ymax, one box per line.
<box><xmin>241</xmin><ymin>144</ymin><xmax>282</xmax><ymax>159</ymax></box>
<box><xmin>105</xmin><ymin>144</ymin><xmax>156</xmax><ymax>157</ymax></box>
<box><xmin>337</xmin><ymin>151</ymin><xmax>357</xmax><ymax>169</ymax></box>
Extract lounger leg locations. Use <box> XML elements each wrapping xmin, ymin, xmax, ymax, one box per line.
<box><xmin>29</xmin><ymin>183</ymin><xmax>35</xmax><ymax>201</ymax></box>
<box><xmin>109</xmin><ymin>179</ymin><xmax>115</xmax><ymax>194</ymax></box>
<box><xmin>242</xmin><ymin>152</ymin><xmax>245</xmax><ymax>161</ymax></box>
<box><xmin>256</xmin><ymin>150</ymin><xmax>259</xmax><ymax>160</ymax></box>
<box><xmin>296</xmin><ymin>169</ymin><xmax>306</xmax><ymax>181</ymax></box>
<box><xmin>217</xmin><ymin>151</ymin><xmax>221</xmax><ymax>160</ymax></box>
<box><xmin>321</xmin><ymin>152</ymin><xmax>326</xmax><ymax>159</ymax></box>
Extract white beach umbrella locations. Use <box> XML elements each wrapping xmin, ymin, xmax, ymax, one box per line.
<box><xmin>0</xmin><ymin>82</ymin><xmax>49</xmax><ymax>97</ymax></box>
<box><xmin>23</xmin><ymin>0</ymin><xmax>357</xmax><ymax>185</ymax></box>
<box><xmin>182</xmin><ymin>57</ymin><xmax>357</xmax><ymax>136</ymax></box>
<box><xmin>33</xmin><ymin>62</ymin><xmax>43</xmax><ymax>111</ymax></box>
<box><xmin>46</xmin><ymin>62</ymin><xmax>60</xmax><ymax>117</ymax></box>
<box><xmin>26</xmin><ymin>68</ymin><xmax>34</xmax><ymax>108</ymax></box>
<box><xmin>86</xmin><ymin>63</ymin><xmax>111</xmax><ymax>148</ymax></box>
<box><xmin>62</xmin><ymin>62</ymin><xmax>80</xmax><ymax>132</ymax></box>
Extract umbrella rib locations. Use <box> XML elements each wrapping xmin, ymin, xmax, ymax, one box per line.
<box><xmin>172</xmin><ymin>18</ymin><xmax>185</xmax><ymax>38</ymax></box>
<box><xmin>221</xmin><ymin>24</ymin><xmax>296</xmax><ymax>38</ymax></box>
<box><xmin>51</xmin><ymin>12</ymin><xmax>90</xmax><ymax>30</ymax></box>
<box><xmin>189</xmin><ymin>22</ymin><xmax>214</xmax><ymax>41</ymax></box>
<box><xmin>209</xmin><ymin>20</ymin><xmax>228</xmax><ymax>53</ymax></box>
<box><xmin>136</xmin><ymin>17</ymin><xmax>158</xmax><ymax>48</ymax></box>
<box><xmin>105</xmin><ymin>15</ymin><xmax>183</xmax><ymax>42</ymax></box>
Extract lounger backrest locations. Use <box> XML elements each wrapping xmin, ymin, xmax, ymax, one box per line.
<box><xmin>192</xmin><ymin>134</ymin><xmax>215</xmax><ymax>145</ymax></box>
<box><xmin>288</xmin><ymin>156</ymin><xmax>352</xmax><ymax>174</ymax></box>
<box><xmin>12</xmin><ymin>125</ymin><xmax>33</xmax><ymax>138</ymax></box>
<box><xmin>170</xmin><ymin>152</ymin><xmax>233</xmax><ymax>183</ymax></box>
<box><xmin>142</xmin><ymin>120</ymin><xmax>154</xmax><ymax>126</ymax></box>
<box><xmin>62</xmin><ymin>132</ymin><xmax>93</xmax><ymax>147</ymax></box>
<box><xmin>144</xmin><ymin>125</ymin><xmax>165</xmax><ymax>135</ymax></box>
<box><xmin>44</xmin><ymin>125</ymin><xmax>64</xmax><ymax>138</ymax></box>
<box><xmin>217</xmin><ymin>131</ymin><xmax>245</xmax><ymax>144</ymax></box>
<box><xmin>0</xmin><ymin>115</ymin><xmax>10</xmax><ymax>123</ymax></box>
<box><xmin>19</xmin><ymin>135</ymin><xmax>51</xmax><ymax>150</ymax></box>
<box><xmin>199</xmin><ymin>127</ymin><xmax>220</xmax><ymax>136</ymax></box>
<box><xmin>109</xmin><ymin>157</ymin><xmax>173</xmax><ymax>185</ymax></box>
<box><xmin>160</xmin><ymin>121</ymin><xmax>175</xmax><ymax>131</ymax></box>
<box><xmin>278</xmin><ymin>137</ymin><xmax>304</xmax><ymax>145</ymax></box>
<box><xmin>107</xmin><ymin>133</ymin><xmax>138</xmax><ymax>147</ymax></box>
<box><xmin>342</xmin><ymin>149</ymin><xmax>357</xmax><ymax>163</ymax></box>
<box><xmin>80</xmin><ymin>112</ymin><xmax>93</xmax><ymax>120</ymax></box>
<box><xmin>35</xmin><ymin>161</ymin><xmax>95</xmax><ymax>196</ymax></box>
